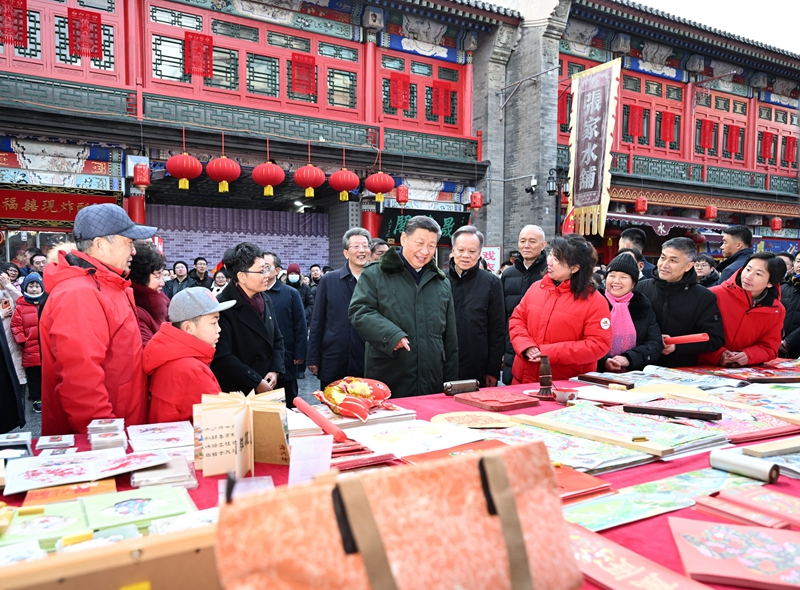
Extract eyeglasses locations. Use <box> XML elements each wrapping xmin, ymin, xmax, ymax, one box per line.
<box><xmin>348</xmin><ymin>244</ymin><xmax>371</xmax><ymax>251</ymax></box>
<box><xmin>241</xmin><ymin>265</ymin><xmax>271</xmax><ymax>276</ymax></box>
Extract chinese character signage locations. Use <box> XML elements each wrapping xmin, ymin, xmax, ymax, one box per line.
<box><xmin>568</xmin><ymin>58</ymin><xmax>621</xmax><ymax>235</ymax></box>
<box><xmin>0</xmin><ymin>188</ymin><xmax>121</xmax><ymax>227</ymax></box>
<box><xmin>481</xmin><ymin>246</ymin><xmax>502</xmax><ymax>273</ymax></box>
<box><xmin>380</xmin><ymin>208</ymin><xmax>471</xmax><ymax>246</ymax></box>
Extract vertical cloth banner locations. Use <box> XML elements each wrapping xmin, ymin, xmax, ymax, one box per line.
<box><xmin>432</xmin><ymin>80</ymin><xmax>451</xmax><ymax>117</ymax></box>
<box><xmin>291</xmin><ymin>53</ymin><xmax>315</xmax><ymax>95</ymax></box>
<box><xmin>699</xmin><ymin>119</ymin><xmax>714</xmax><ymax>150</ymax></box>
<box><xmin>0</xmin><ymin>0</ymin><xmax>27</xmax><ymax>48</ymax></box>
<box><xmin>558</xmin><ymin>90</ymin><xmax>569</xmax><ymax>126</ymax></box>
<box><xmin>787</xmin><ymin>136</ymin><xmax>797</xmax><ymax>164</ymax></box>
<box><xmin>628</xmin><ymin>105</ymin><xmax>644</xmax><ymax>140</ymax></box>
<box><xmin>568</xmin><ymin>58</ymin><xmax>621</xmax><ymax>236</ymax></box>
<box><xmin>389</xmin><ymin>72</ymin><xmax>410</xmax><ymax>110</ymax></box>
<box><xmin>184</xmin><ymin>32</ymin><xmax>213</xmax><ymax>77</ymax></box>
<box><xmin>660</xmin><ymin>111</ymin><xmax>676</xmax><ymax>144</ymax></box>
<box><xmin>726</xmin><ymin>125</ymin><xmax>741</xmax><ymax>154</ymax></box>
<box><xmin>761</xmin><ymin>131</ymin><xmax>774</xmax><ymax>161</ymax></box>
<box><xmin>68</xmin><ymin>8</ymin><xmax>101</xmax><ymax>59</ymax></box>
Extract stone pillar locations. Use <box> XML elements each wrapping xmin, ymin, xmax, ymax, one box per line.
<box><xmin>328</xmin><ymin>201</ymin><xmax>362</xmax><ymax>268</ymax></box>
<box><xmin>501</xmin><ymin>0</ymin><xmax>570</xmax><ymax>252</ymax></box>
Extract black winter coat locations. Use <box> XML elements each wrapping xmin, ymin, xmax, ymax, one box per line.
<box><xmin>635</xmin><ymin>268</ymin><xmax>725</xmax><ymax>368</ymax></box>
<box><xmin>265</xmin><ymin>281</ymin><xmax>307</xmax><ymax>382</ymax></box>
<box><xmin>286</xmin><ymin>280</ymin><xmax>314</xmax><ymax>324</ymax></box>
<box><xmin>307</xmin><ymin>263</ymin><xmax>365</xmax><ymax>387</ymax></box>
<box><xmin>698</xmin><ymin>269</ymin><xmax>720</xmax><ymax>288</ymax></box>
<box><xmin>781</xmin><ymin>278</ymin><xmax>800</xmax><ymax>358</ymax></box>
<box><xmin>716</xmin><ymin>248</ymin><xmax>754</xmax><ymax>286</ymax></box>
<box><xmin>187</xmin><ymin>269</ymin><xmax>213</xmax><ymax>290</ymax></box>
<box><xmin>597</xmin><ymin>290</ymin><xmax>662</xmax><ymax>371</ymax></box>
<box><xmin>211</xmin><ymin>282</ymin><xmax>286</xmax><ymax>393</ymax></box>
<box><xmin>163</xmin><ymin>277</ymin><xmax>190</xmax><ymax>299</ymax></box>
<box><xmin>448</xmin><ymin>264</ymin><xmax>505</xmax><ymax>385</ymax></box>
<box><xmin>500</xmin><ymin>252</ymin><xmax>547</xmax><ymax>384</ymax></box>
<box><xmin>0</xmin><ymin>328</ymin><xmax>24</xmax><ymax>433</ymax></box>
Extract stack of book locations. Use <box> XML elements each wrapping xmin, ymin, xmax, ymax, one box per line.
<box><xmin>88</xmin><ymin>419</ymin><xmax>126</xmax><ymax>451</ymax></box>
<box><xmin>35</xmin><ymin>435</ymin><xmax>75</xmax><ymax>451</ymax></box>
<box><xmin>130</xmin><ymin>455</ymin><xmax>198</xmax><ymax>489</ymax></box>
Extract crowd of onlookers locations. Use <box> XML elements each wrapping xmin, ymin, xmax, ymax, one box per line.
<box><xmin>2</xmin><ymin>202</ymin><xmax>799</xmax><ymax>439</ymax></box>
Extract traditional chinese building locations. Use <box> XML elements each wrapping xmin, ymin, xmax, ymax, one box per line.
<box><xmin>552</xmin><ymin>0</ymin><xmax>800</xmax><ymax>262</ymax></box>
<box><xmin>0</xmin><ymin>0</ymin><xmax>524</xmax><ymax>268</ymax></box>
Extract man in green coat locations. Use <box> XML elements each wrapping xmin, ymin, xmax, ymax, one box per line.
<box><xmin>349</xmin><ymin>216</ymin><xmax>458</xmax><ymax>398</ymax></box>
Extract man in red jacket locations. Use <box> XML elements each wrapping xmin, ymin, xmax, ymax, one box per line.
<box><xmin>40</xmin><ymin>204</ymin><xmax>157</xmax><ymax>435</ymax></box>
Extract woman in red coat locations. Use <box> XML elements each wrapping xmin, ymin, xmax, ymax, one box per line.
<box><xmin>11</xmin><ymin>272</ymin><xmax>44</xmax><ymax>412</ymax></box>
<box><xmin>509</xmin><ymin>234</ymin><xmax>612</xmax><ymax>384</ymax></box>
<box><xmin>130</xmin><ymin>241</ymin><xmax>169</xmax><ymax>347</ymax></box>
<box><xmin>699</xmin><ymin>252</ymin><xmax>785</xmax><ymax>367</ymax></box>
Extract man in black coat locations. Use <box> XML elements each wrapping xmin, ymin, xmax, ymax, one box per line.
<box><xmin>619</xmin><ymin>227</ymin><xmax>655</xmax><ymax>279</ymax></box>
<box><xmin>500</xmin><ymin>225</ymin><xmax>547</xmax><ymax>384</ymax></box>
<box><xmin>307</xmin><ymin>228</ymin><xmax>371</xmax><ymax>388</ymax></box>
<box><xmin>448</xmin><ymin>226</ymin><xmax>505</xmax><ymax>387</ymax></box>
<box><xmin>264</xmin><ymin>252</ymin><xmax>306</xmax><ymax>408</ymax></box>
<box><xmin>212</xmin><ymin>243</ymin><xmax>285</xmax><ymax>394</ymax></box>
<box><xmin>187</xmin><ymin>257</ymin><xmax>213</xmax><ymax>290</ymax></box>
<box><xmin>715</xmin><ymin>225</ymin><xmax>754</xmax><ymax>286</ymax></box>
<box><xmin>780</xmin><ymin>252</ymin><xmax>800</xmax><ymax>358</ymax></box>
<box><xmin>635</xmin><ymin>237</ymin><xmax>724</xmax><ymax>368</ymax></box>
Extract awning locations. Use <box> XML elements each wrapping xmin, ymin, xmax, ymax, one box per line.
<box><xmin>607</xmin><ymin>212</ymin><xmax>729</xmax><ymax>237</ymax></box>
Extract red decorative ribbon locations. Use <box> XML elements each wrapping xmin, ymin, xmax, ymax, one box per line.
<box><xmin>389</xmin><ymin>72</ymin><xmax>410</xmax><ymax>110</ymax></box>
<box><xmin>699</xmin><ymin>119</ymin><xmax>715</xmax><ymax>150</ymax></box>
<box><xmin>761</xmin><ymin>131</ymin><xmax>774</xmax><ymax>161</ymax></box>
<box><xmin>68</xmin><ymin>8</ymin><xmax>101</xmax><ymax>59</ymax></box>
<box><xmin>291</xmin><ymin>53</ymin><xmax>315</xmax><ymax>95</ymax></box>
<box><xmin>0</xmin><ymin>0</ymin><xmax>27</xmax><ymax>48</ymax></box>
<box><xmin>660</xmin><ymin>111</ymin><xmax>675</xmax><ymax>144</ymax></box>
<box><xmin>184</xmin><ymin>32</ymin><xmax>213</xmax><ymax>77</ymax></box>
<box><xmin>628</xmin><ymin>105</ymin><xmax>644</xmax><ymax>139</ymax></box>
<box><xmin>432</xmin><ymin>80</ymin><xmax>451</xmax><ymax>117</ymax></box>
<box><xmin>726</xmin><ymin>125</ymin><xmax>741</xmax><ymax>154</ymax></box>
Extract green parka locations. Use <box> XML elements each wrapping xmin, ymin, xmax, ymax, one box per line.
<box><xmin>348</xmin><ymin>247</ymin><xmax>459</xmax><ymax>398</ymax></box>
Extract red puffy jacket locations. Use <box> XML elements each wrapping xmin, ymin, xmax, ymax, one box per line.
<box><xmin>10</xmin><ymin>298</ymin><xmax>40</xmax><ymax>368</ymax></box>
<box><xmin>509</xmin><ymin>274</ymin><xmax>612</xmax><ymax>384</ymax></box>
<box><xmin>144</xmin><ymin>322</ymin><xmax>221</xmax><ymax>423</ymax></box>
<box><xmin>40</xmin><ymin>250</ymin><xmax>149</xmax><ymax>435</ymax></box>
<box><xmin>698</xmin><ymin>271</ymin><xmax>785</xmax><ymax>366</ymax></box>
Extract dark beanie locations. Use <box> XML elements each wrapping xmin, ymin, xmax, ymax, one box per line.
<box><xmin>606</xmin><ymin>255</ymin><xmax>640</xmax><ymax>284</ymax></box>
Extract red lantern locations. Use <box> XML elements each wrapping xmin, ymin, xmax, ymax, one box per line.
<box><xmin>328</xmin><ymin>168</ymin><xmax>360</xmax><ymax>202</ymax></box>
<box><xmin>252</xmin><ymin>162</ymin><xmax>285</xmax><ymax>196</ymax></box>
<box><xmin>133</xmin><ymin>163</ymin><xmax>150</xmax><ymax>190</ymax></box>
<box><xmin>365</xmin><ymin>171</ymin><xmax>395</xmax><ymax>203</ymax></box>
<box><xmin>206</xmin><ymin>156</ymin><xmax>241</xmax><ymax>193</ymax></box>
<box><xmin>395</xmin><ymin>184</ymin><xmax>409</xmax><ymax>213</ymax></box>
<box><xmin>686</xmin><ymin>230</ymin><xmax>706</xmax><ymax>245</ymax></box>
<box><xmin>771</xmin><ymin>217</ymin><xmax>783</xmax><ymax>232</ymax></box>
<box><xmin>634</xmin><ymin>196</ymin><xmax>647</xmax><ymax>215</ymax></box>
<box><xmin>470</xmin><ymin>191</ymin><xmax>483</xmax><ymax>211</ymax></box>
<box><xmin>704</xmin><ymin>205</ymin><xmax>717</xmax><ymax>221</ymax></box>
<box><xmin>294</xmin><ymin>164</ymin><xmax>325</xmax><ymax>198</ymax></box>
<box><xmin>165</xmin><ymin>153</ymin><xmax>202</xmax><ymax>190</ymax></box>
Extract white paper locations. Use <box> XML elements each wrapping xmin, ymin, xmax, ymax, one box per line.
<box><xmin>37</xmin><ymin>448</ymin><xmax>78</xmax><ymax>457</ymax></box>
<box><xmin>575</xmin><ymin>385</ymin><xmax>663</xmax><ymax>405</ymax></box>
<box><xmin>709</xmin><ymin>448</ymin><xmax>780</xmax><ymax>482</ymax></box>
<box><xmin>345</xmin><ymin>419</ymin><xmax>486</xmax><ymax>458</ymax></box>
<box><xmin>127</xmin><ymin>422</ymin><xmax>194</xmax><ymax>439</ymax></box>
<box><xmin>129</xmin><ymin>432</ymin><xmax>194</xmax><ymax>451</ymax></box>
<box><xmin>35</xmin><ymin>435</ymin><xmax>75</xmax><ymax>449</ymax></box>
<box><xmin>288</xmin><ymin>435</ymin><xmax>333</xmax><ymax>486</ymax></box>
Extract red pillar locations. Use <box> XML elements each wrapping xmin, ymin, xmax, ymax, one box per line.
<box><xmin>464</xmin><ymin>55</ymin><xmax>473</xmax><ymax>136</ymax></box>
<box><xmin>361</xmin><ymin>211</ymin><xmax>382</xmax><ymax>238</ymax></box>
<box><xmin>128</xmin><ymin>195</ymin><xmax>146</xmax><ymax>224</ymax></box>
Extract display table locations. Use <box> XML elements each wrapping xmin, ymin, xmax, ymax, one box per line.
<box><xmin>3</xmin><ymin>383</ymin><xmax>798</xmax><ymax>590</ymax></box>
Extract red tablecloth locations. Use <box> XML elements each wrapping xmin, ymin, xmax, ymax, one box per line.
<box><xmin>11</xmin><ymin>384</ymin><xmax>799</xmax><ymax>590</ymax></box>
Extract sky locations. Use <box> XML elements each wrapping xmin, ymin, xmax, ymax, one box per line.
<box><xmin>630</xmin><ymin>0</ymin><xmax>800</xmax><ymax>56</ymax></box>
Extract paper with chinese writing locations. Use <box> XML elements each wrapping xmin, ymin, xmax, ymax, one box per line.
<box><xmin>563</xmin><ymin>468</ymin><xmax>761</xmax><ymax>531</ymax></box>
<box><xmin>201</xmin><ymin>403</ymin><xmax>253</xmax><ymax>478</ymax></box>
<box><xmin>288</xmin><ymin>435</ymin><xmax>333</xmax><ymax>486</ymax></box>
<box><xmin>344</xmin><ymin>419</ymin><xmax>485</xmax><ymax>458</ymax></box>
<box><xmin>670</xmin><ymin>516</ymin><xmax>800</xmax><ymax>588</ymax></box>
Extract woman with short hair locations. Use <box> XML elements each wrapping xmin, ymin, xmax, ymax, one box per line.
<box><xmin>129</xmin><ymin>241</ymin><xmax>169</xmax><ymax>347</ymax></box>
<box><xmin>509</xmin><ymin>234</ymin><xmax>612</xmax><ymax>383</ymax></box>
<box><xmin>700</xmin><ymin>252</ymin><xmax>786</xmax><ymax>366</ymax></box>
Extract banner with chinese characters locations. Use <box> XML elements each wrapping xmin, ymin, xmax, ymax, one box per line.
<box><xmin>481</xmin><ymin>246</ymin><xmax>502</xmax><ymax>273</ymax></box>
<box><xmin>379</xmin><ymin>208</ymin><xmax>471</xmax><ymax>246</ymax></box>
<box><xmin>568</xmin><ymin>58</ymin><xmax>621</xmax><ymax>235</ymax></box>
<box><xmin>0</xmin><ymin>187</ymin><xmax>121</xmax><ymax>228</ymax></box>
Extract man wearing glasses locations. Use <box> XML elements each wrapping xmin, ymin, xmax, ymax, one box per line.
<box><xmin>211</xmin><ymin>242</ymin><xmax>285</xmax><ymax>395</ymax></box>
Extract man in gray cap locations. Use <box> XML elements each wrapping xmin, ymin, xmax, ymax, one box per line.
<box><xmin>40</xmin><ymin>204</ymin><xmax>158</xmax><ymax>435</ymax></box>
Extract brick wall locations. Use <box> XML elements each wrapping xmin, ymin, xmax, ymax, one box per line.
<box><xmin>146</xmin><ymin>204</ymin><xmax>330</xmax><ymax>274</ymax></box>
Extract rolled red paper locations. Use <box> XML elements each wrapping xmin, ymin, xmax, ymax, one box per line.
<box><xmin>294</xmin><ymin>397</ymin><xmax>348</xmax><ymax>443</ymax></box>
<box><xmin>663</xmin><ymin>333</ymin><xmax>709</xmax><ymax>346</ymax></box>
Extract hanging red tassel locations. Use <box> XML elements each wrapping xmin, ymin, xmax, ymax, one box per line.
<box><xmin>660</xmin><ymin>111</ymin><xmax>675</xmax><ymax>144</ymax></box>
<box><xmin>292</xmin><ymin>53</ymin><xmax>315</xmax><ymax>95</ymax></box>
<box><xmin>628</xmin><ymin>105</ymin><xmax>644</xmax><ymax>139</ymax></box>
<box><xmin>0</xmin><ymin>0</ymin><xmax>27</xmax><ymax>48</ymax></box>
<box><xmin>558</xmin><ymin>91</ymin><xmax>569</xmax><ymax>126</ymax></box>
<box><xmin>787</xmin><ymin>136</ymin><xmax>797</xmax><ymax>164</ymax></box>
<box><xmin>184</xmin><ymin>32</ymin><xmax>213</xmax><ymax>77</ymax></box>
<box><xmin>699</xmin><ymin>119</ymin><xmax>714</xmax><ymax>150</ymax></box>
<box><xmin>761</xmin><ymin>131</ymin><xmax>774</xmax><ymax>161</ymax></box>
<box><xmin>68</xmin><ymin>8</ymin><xmax>101</xmax><ymax>59</ymax></box>
<box><xmin>432</xmin><ymin>80</ymin><xmax>451</xmax><ymax>117</ymax></box>
<box><xmin>726</xmin><ymin>125</ymin><xmax>741</xmax><ymax>154</ymax></box>
<box><xmin>389</xmin><ymin>72</ymin><xmax>410</xmax><ymax>110</ymax></box>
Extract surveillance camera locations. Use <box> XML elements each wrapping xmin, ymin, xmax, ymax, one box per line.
<box><xmin>524</xmin><ymin>186</ymin><xmax>534</xmax><ymax>194</ymax></box>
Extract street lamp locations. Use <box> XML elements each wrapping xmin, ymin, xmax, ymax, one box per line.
<box><xmin>546</xmin><ymin>166</ymin><xmax>570</xmax><ymax>235</ymax></box>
